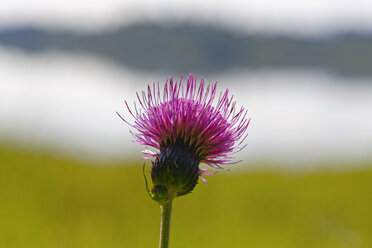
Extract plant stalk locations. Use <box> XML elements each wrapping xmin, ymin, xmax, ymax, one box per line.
<box><xmin>159</xmin><ymin>200</ymin><xmax>173</xmax><ymax>248</ymax></box>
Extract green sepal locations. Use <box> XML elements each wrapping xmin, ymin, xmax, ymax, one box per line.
<box><xmin>143</xmin><ymin>164</ymin><xmax>155</xmax><ymax>199</ymax></box>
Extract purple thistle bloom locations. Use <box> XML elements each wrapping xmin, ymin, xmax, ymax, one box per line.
<box><xmin>118</xmin><ymin>74</ymin><xmax>249</xmax><ymax>201</ymax></box>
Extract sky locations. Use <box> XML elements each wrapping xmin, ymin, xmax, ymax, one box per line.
<box><xmin>1</xmin><ymin>0</ymin><xmax>372</xmax><ymax>35</ymax></box>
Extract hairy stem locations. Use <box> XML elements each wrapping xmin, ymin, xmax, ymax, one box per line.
<box><xmin>159</xmin><ymin>200</ymin><xmax>173</xmax><ymax>248</ymax></box>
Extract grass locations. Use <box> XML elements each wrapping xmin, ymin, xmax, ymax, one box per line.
<box><xmin>1</xmin><ymin>145</ymin><xmax>372</xmax><ymax>248</ymax></box>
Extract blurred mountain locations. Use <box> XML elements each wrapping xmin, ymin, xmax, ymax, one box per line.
<box><xmin>1</xmin><ymin>23</ymin><xmax>372</xmax><ymax>76</ymax></box>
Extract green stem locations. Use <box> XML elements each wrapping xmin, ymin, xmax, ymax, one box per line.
<box><xmin>159</xmin><ymin>200</ymin><xmax>173</xmax><ymax>248</ymax></box>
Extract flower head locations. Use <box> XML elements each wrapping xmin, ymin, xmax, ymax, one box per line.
<box><xmin>119</xmin><ymin>74</ymin><xmax>249</xmax><ymax>202</ymax></box>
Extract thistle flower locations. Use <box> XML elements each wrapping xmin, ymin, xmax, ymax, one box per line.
<box><xmin>118</xmin><ymin>74</ymin><xmax>249</xmax><ymax>248</ymax></box>
<box><xmin>118</xmin><ymin>74</ymin><xmax>249</xmax><ymax>202</ymax></box>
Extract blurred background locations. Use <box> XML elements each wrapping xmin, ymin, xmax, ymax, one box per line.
<box><xmin>1</xmin><ymin>1</ymin><xmax>372</xmax><ymax>247</ymax></box>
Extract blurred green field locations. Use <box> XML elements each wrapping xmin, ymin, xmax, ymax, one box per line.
<box><xmin>1</xmin><ymin>145</ymin><xmax>372</xmax><ymax>248</ymax></box>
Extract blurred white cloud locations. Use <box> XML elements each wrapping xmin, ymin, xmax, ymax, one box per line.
<box><xmin>0</xmin><ymin>0</ymin><xmax>372</xmax><ymax>35</ymax></box>
<box><xmin>1</xmin><ymin>47</ymin><xmax>372</xmax><ymax>168</ymax></box>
